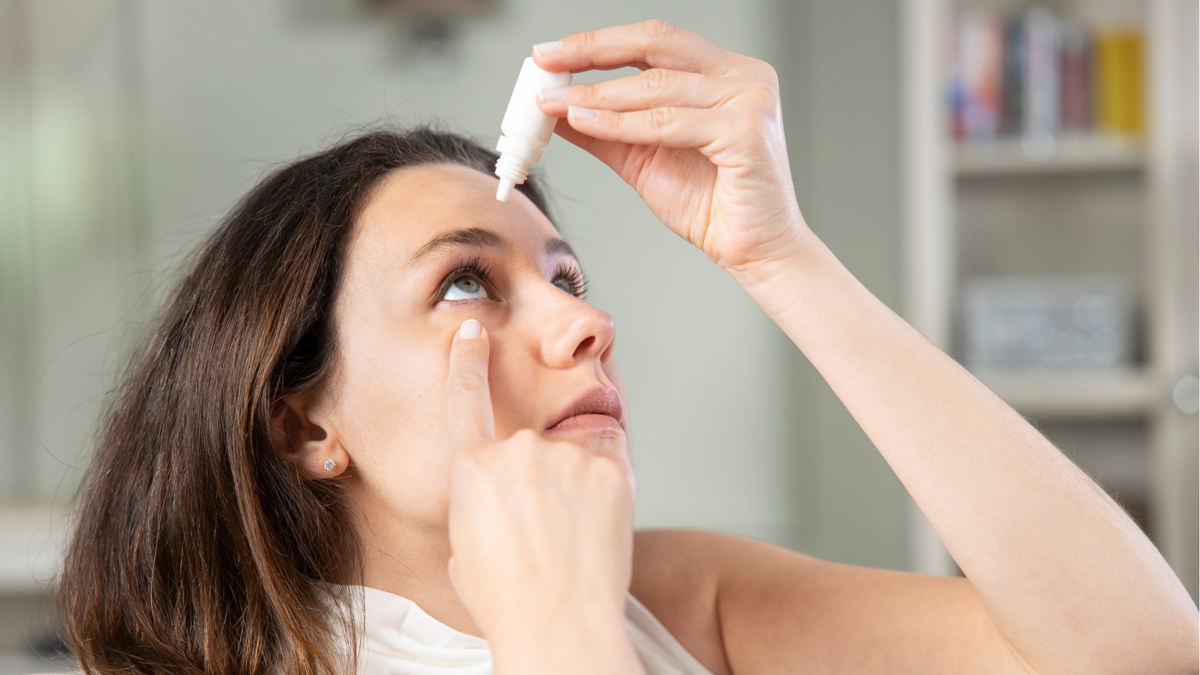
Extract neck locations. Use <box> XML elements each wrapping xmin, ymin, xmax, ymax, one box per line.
<box><xmin>356</xmin><ymin>509</ymin><xmax>483</xmax><ymax>638</ymax></box>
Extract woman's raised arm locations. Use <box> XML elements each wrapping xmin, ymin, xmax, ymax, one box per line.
<box><xmin>534</xmin><ymin>20</ymin><xmax>1199</xmax><ymax>675</ymax></box>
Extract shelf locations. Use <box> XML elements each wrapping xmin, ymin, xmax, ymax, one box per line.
<box><xmin>973</xmin><ymin>368</ymin><xmax>1162</xmax><ymax>418</ymax></box>
<box><xmin>954</xmin><ymin>136</ymin><xmax>1145</xmax><ymax>176</ymax></box>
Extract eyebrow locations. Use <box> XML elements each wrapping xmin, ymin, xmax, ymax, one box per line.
<box><xmin>545</xmin><ymin>238</ymin><xmax>577</xmax><ymax>260</ymax></box>
<box><xmin>406</xmin><ymin>226</ymin><xmax>578</xmax><ymax>268</ymax></box>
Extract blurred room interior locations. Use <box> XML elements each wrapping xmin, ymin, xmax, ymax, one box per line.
<box><xmin>0</xmin><ymin>0</ymin><xmax>1195</xmax><ymax>671</ymax></box>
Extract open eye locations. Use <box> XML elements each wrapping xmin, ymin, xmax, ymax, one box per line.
<box><xmin>553</xmin><ymin>278</ymin><xmax>575</xmax><ymax>295</ymax></box>
<box><xmin>552</xmin><ymin>263</ymin><xmax>588</xmax><ymax>299</ymax></box>
<box><xmin>442</xmin><ymin>274</ymin><xmax>489</xmax><ymax>301</ymax></box>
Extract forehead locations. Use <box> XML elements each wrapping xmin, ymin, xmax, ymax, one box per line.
<box><xmin>352</xmin><ymin>163</ymin><xmax>557</xmax><ymax>266</ymax></box>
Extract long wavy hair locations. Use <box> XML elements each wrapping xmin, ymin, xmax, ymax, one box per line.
<box><xmin>58</xmin><ymin>127</ymin><xmax>553</xmax><ymax>674</ymax></box>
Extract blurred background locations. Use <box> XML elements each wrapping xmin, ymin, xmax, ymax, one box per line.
<box><xmin>0</xmin><ymin>0</ymin><xmax>1195</xmax><ymax>671</ymax></box>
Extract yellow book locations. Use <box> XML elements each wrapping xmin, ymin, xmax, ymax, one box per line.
<box><xmin>1094</xmin><ymin>27</ymin><xmax>1145</xmax><ymax>136</ymax></box>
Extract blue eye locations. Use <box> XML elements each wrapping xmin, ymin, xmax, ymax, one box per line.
<box><xmin>442</xmin><ymin>275</ymin><xmax>489</xmax><ymax>301</ymax></box>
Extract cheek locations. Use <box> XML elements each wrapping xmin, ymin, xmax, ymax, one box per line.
<box><xmin>337</xmin><ymin>340</ymin><xmax>457</xmax><ymax>523</ymax></box>
<box><xmin>486</xmin><ymin>347</ymin><xmax>544</xmax><ymax>437</ymax></box>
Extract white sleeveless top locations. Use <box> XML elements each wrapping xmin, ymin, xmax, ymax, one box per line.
<box><xmin>355</xmin><ymin>586</ymin><xmax>715</xmax><ymax>675</ymax></box>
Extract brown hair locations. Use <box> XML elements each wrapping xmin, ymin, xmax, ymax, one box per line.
<box><xmin>58</xmin><ymin>127</ymin><xmax>553</xmax><ymax>674</ymax></box>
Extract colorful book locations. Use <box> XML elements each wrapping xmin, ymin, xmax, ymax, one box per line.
<box><xmin>1094</xmin><ymin>27</ymin><xmax>1144</xmax><ymax>136</ymax></box>
<box><xmin>1002</xmin><ymin>15</ymin><xmax>1025</xmax><ymax>136</ymax></box>
<box><xmin>948</xmin><ymin>9</ymin><xmax>1144</xmax><ymax>142</ymax></box>
<box><xmin>1060</xmin><ymin>23</ymin><xmax>1091</xmax><ymax>132</ymax></box>
<box><xmin>1023</xmin><ymin>8</ymin><xmax>1061</xmax><ymax>140</ymax></box>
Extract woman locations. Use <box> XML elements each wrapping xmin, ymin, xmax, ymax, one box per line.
<box><xmin>59</xmin><ymin>20</ymin><xmax>1197</xmax><ymax>675</ymax></box>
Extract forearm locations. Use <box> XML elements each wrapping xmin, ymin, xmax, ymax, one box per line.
<box><xmin>730</xmin><ymin>232</ymin><xmax>1198</xmax><ymax>674</ymax></box>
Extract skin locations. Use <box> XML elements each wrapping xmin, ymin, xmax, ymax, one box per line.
<box><xmin>278</xmin><ymin>19</ymin><xmax>1199</xmax><ymax>675</ymax></box>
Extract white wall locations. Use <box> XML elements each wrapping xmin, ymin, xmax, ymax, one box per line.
<box><xmin>776</xmin><ymin>0</ymin><xmax>911</xmax><ymax>569</ymax></box>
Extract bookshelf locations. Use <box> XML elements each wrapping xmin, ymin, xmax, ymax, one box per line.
<box><xmin>954</xmin><ymin>135</ymin><xmax>1144</xmax><ymax>175</ymax></box>
<box><xmin>976</xmin><ymin>368</ymin><xmax>1158</xmax><ymax>417</ymax></box>
<box><xmin>902</xmin><ymin>0</ymin><xmax>1198</xmax><ymax>598</ymax></box>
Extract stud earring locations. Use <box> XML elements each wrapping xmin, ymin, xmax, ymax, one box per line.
<box><xmin>323</xmin><ymin>459</ymin><xmax>336</xmax><ymax>471</ymax></box>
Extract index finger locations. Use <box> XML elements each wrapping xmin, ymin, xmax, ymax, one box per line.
<box><xmin>533</xmin><ymin>19</ymin><xmax>735</xmax><ymax>76</ymax></box>
<box><xmin>448</xmin><ymin>319</ymin><xmax>496</xmax><ymax>446</ymax></box>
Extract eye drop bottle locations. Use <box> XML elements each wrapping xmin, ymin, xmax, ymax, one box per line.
<box><xmin>495</xmin><ymin>57</ymin><xmax>572</xmax><ymax>202</ymax></box>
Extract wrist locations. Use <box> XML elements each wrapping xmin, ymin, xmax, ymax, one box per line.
<box><xmin>488</xmin><ymin>605</ymin><xmax>642</xmax><ymax>675</ymax></box>
<box><xmin>723</xmin><ymin>209</ymin><xmax>822</xmax><ymax>278</ymax></box>
<box><xmin>724</xmin><ymin>223</ymin><xmax>838</xmax><ymax>318</ymax></box>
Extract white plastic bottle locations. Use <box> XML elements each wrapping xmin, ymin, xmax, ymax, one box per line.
<box><xmin>495</xmin><ymin>57</ymin><xmax>572</xmax><ymax>202</ymax></box>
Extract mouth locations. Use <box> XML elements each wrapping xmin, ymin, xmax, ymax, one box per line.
<box><xmin>543</xmin><ymin>386</ymin><xmax>624</xmax><ymax>435</ymax></box>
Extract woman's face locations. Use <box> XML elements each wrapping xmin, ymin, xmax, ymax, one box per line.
<box><xmin>319</xmin><ymin>163</ymin><xmax>631</xmax><ymax>532</ymax></box>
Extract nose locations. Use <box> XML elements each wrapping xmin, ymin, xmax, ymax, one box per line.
<box><xmin>539</xmin><ymin>293</ymin><xmax>615</xmax><ymax>370</ymax></box>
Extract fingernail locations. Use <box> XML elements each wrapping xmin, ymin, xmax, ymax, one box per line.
<box><xmin>538</xmin><ymin>86</ymin><xmax>568</xmax><ymax>103</ymax></box>
<box><xmin>533</xmin><ymin>40</ymin><xmax>562</xmax><ymax>57</ymax></box>
<box><xmin>459</xmin><ymin>319</ymin><xmax>481</xmax><ymax>340</ymax></box>
<box><xmin>568</xmin><ymin>105</ymin><xmax>598</xmax><ymax>121</ymax></box>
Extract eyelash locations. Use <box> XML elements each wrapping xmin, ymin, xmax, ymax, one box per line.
<box><xmin>439</xmin><ymin>255</ymin><xmax>588</xmax><ymax>301</ymax></box>
<box><xmin>440</xmin><ymin>255</ymin><xmax>494</xmax><ymax>300</ymax></box>
<box><xmin>554</xmin><ymin>265</ymin><xmax>588</xmax><ymax>300</ymax></box>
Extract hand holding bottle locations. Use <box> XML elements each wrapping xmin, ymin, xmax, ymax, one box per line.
<box><xmin>533</xmin><ymin>20</ymin><xmax>812</xmax><ymax>279</ymax></box>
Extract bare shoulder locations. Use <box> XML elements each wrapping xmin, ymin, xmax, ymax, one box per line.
<box><xmin>630</xmin><ymin>529</ymin><xmax>824</xmax><ymax>675</ymax></box>
<box><xmin>631</xmin><ymin>529</ymin><xmax>1034</xmax><ymax>675</ymax></box>
<box><xmin>630</xmin><ymin>529</ymin><xmax>740</xmax><ymax>675</ymax></box>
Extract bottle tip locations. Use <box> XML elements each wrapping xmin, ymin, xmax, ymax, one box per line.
<box><xmin>496</xmin><ymin>177</ymin><xmax>516</xmax><ymax>202</ymax></box>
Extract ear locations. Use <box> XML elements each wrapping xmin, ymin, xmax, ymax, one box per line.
<box><xmin>270</xmin><ymin>393</ymin><xmax>349</xmax><ymax>479</ymax></box>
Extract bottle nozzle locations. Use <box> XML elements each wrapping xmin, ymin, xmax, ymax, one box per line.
<box><xmin>496</xmin><ymin>176</ymin><xmax>517</xmax><ymax>202</ymax></box>
<box><xmin>494</xmin><ymin>140</ymin><xmax>534</xmax><ymax>202</ymax></box>
<box><xmin>494</xmin><ymin>58</ymin><xmax>571</xmax><ymax>203</ymax></box>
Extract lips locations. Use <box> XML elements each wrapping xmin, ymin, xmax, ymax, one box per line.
<box><xmin>544</xmin><ymin>386</ymin><xmax>623</xmax><ymax>432</ymax></box>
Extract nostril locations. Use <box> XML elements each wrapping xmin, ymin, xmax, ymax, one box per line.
<box><xmin>574</xmin><ymin>335</ymin><xmax>596</xmax><ymax>357</ymax></box>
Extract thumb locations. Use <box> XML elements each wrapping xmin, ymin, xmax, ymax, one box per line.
<box><xmin>447</xmin><ymin>319</ymin><xmax>495</xmax><ymax>447</ymax></box>
<box><xmin>446</xmin><ymin>556</ymin><xmax>462</xmax><ymax>598</ymax></box>
<box><xmin>446</xmin><ymin>556</ymin><xmax>478</xmax><ymax>630</ymax></box>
